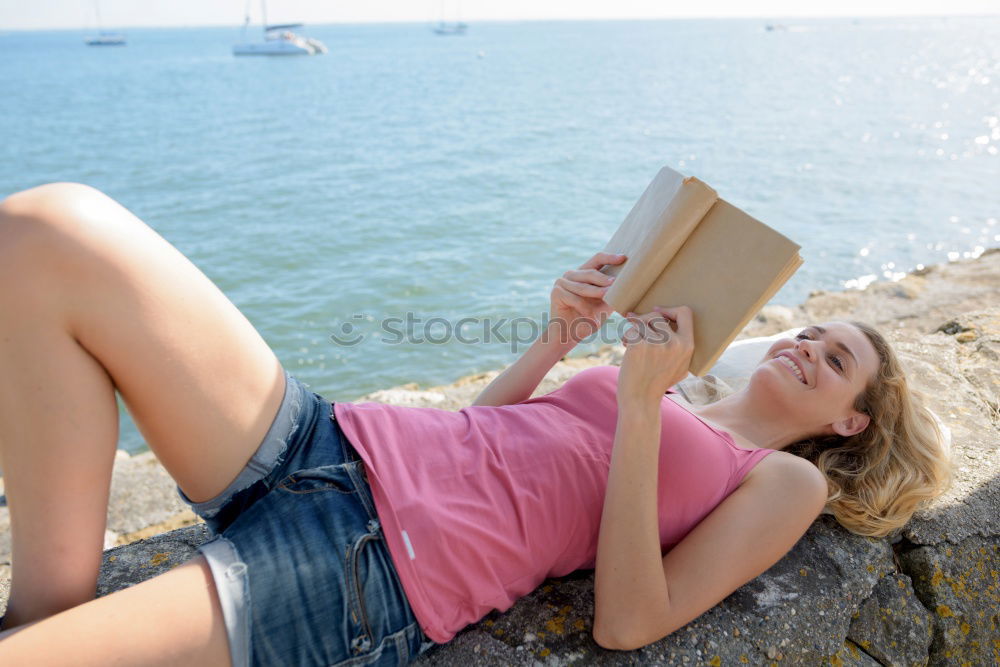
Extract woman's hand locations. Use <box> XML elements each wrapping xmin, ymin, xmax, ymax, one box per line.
<box><xmin>618</xmin><ymin>306</ymin><xmax>695</xmax><ymax>404</ymax></box>
<box><xmin>549</xmin><ymin>252</ymin><xmax>627</xmax><ymax>345</ymax></box>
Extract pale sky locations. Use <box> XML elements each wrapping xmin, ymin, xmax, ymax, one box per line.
<box><xmin>2</xmin><ymin>0</ymin><xmax>998</xmax><ymax>31</ymax></box>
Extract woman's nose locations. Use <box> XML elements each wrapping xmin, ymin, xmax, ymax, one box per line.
<box><xmin>795</xmin><ymin>339</ymin><xmax>817</xmax><ymax>361</ymax></box>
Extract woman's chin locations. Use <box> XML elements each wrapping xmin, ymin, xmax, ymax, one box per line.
<box><xmin>747</xmin><ymin>362</ymin><xmax>798</xmax><ymax>399</ymax></box>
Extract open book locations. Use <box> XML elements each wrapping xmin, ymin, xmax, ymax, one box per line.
<box><xmin>599</xmin><ymin>166</ymin><xmax>803</xmax><ymax>376</ymax></box>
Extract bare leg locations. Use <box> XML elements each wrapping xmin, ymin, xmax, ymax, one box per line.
<box><xmin>0</xmin><ymin>183</ymin><xmax>285</xmax><ymax>627</ymax></box>
<box><xmin>0</xmin><ymin>556</ymin><xmax>231</xmax><ymax>666</ymax></box>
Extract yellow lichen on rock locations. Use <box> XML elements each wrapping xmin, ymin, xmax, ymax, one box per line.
<box><xmin>142</xmin><ymin>552</ymin><xmax>169</xmax><ymax>567</ymax></box>
<box><xmin>545</xmin><ymin>616</ymin><xmax>565</xmax><ymax>635</ymax></box>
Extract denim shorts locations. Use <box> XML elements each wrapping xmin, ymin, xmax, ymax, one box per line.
<box><xmin>177</xmin><ymin>371</ymin><xmax>435</xmax><ymax>666</ymax></box>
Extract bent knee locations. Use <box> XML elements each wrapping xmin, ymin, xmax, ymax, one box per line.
<box><xmin>0</xmin><ymin>181</ymin><xmax>139</xmax><ymax>253</ymax></box>
<box><xmin>0</xmin><ymin>183</ymin><xmax>126</xmax><ymax>288</ymax></box>
<box><xmin>0</xmin><ymin>182</ymin><xmax>111</xmax><ymax>227</ymax></box>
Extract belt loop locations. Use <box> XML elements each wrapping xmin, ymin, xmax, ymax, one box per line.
<box><xmin>346</xmin><ymin>459</ymin><xmax>378</xmax><ymax>521</ymax></box>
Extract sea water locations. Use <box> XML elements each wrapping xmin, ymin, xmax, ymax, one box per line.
<box><xmin>1</xmin><ymin>18</ymin><xmax>997</xmax><ymax>453</ymax></box>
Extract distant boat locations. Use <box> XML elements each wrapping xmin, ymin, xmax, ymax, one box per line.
<box><xmin>431</xmin><ymin>0</ymin><xmax>467</xmax><ymax>35</ymax></box>
<box><xmin>233</xmin><ymin>0</ymin><xmax>327</xmax><ymax>56</ymax></box>
<box><xmin>85</xmin><ymin>0</ymin><xmax>125</xmax><ymax>46</ymax></box>
<box><xmin>86</xmin><ymin>32</ymin><xmax>126</xmax><ymax>46</ymax></box>
<box><xmin>432</xmin><ymin>22</ymin><xmax>467</xmax><ymax>36</ymax></box>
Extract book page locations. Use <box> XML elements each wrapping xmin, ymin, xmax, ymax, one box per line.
<box><xmin>599</xmin><ymin>167</ymin><xmax>718</xmax><ymax>314</ymax></box>
<box><xmin>632</xmin><ymin>199</ymin><xmax>802</xmax><ymax>375</ymax></box>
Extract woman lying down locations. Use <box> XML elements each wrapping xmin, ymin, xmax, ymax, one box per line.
<box><xmin>0</xmin><ymin>183</ymin><xmax>953</xmax><ymax>665</ymax></box>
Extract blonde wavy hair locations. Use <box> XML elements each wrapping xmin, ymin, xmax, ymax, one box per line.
<box><xmin>783</xmin><ymin>321</ymin><xmax>956</xmax><ymax>538</ymax></box>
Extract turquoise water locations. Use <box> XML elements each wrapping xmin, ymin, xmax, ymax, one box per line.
<box><xmin>2</xmin><ymin>18</ymin><xmax>998</xmax><ymax>454</ymax></box>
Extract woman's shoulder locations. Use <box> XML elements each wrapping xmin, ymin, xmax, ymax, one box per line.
<box><xmin>739</xmin><ymin>450</ymin><xmax>824</xmax><ymax>491</ymax></box>
<box><xmin>561</xmin><ymin>364</ymin><xmax>619</xmax><ymax>387</ymax></box>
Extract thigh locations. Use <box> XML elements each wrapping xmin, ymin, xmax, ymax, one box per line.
<box><xmin>0</xmin><ymin>183</ymin><xmax>285</xmax><ymax>502</ymax></box>
<box><xmin>0</xmin><ymin>556</ymin><xmax>231</xmax><ymax>666</ymax></box>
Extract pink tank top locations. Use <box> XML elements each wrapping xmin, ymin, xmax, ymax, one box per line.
<box><xmin>333</xmin><ymin>365</ymin><xmax>776</xmax><ymax>643</ymax></box>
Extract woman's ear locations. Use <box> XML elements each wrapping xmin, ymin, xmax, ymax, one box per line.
<box><xmin>832</xmin><ymin>412</ymin><xmax>870</xmax><ymax>437</ymax></box>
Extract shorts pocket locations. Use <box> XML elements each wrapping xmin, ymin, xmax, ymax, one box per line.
<box><xmin>345</xmin><ymin>522</ymin><xmax>381</xmax><ymax>658</ymax></box>
<box><xmin>277</xmin><ymin>465</ymin><xmax>355</xmax><ymax>495</ymax></box>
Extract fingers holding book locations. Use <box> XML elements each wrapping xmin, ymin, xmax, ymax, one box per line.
<box><xmin>548</xmin><ymin>253</ymin><xmax>627</xmax><ymax>343</ymax></box>
<box><xmin>621</xmin><ymin>306</ymin><xmax>686</xmax><ymax>344</ymax></box>
<box><xmin>556</xmin><ymin>269</ymin><xmax>614</xmax><ymax>299</ymax></box>
<box><xmin>563</xmin><ymin>251</ymin><xmax>627</xmax><ymax>300</ymax></box>
<box><xmin>618</xmin><ymin>305</ymin><xmax>695</xmax><ymax>400</ymax></box>
<box><xmin>582</xmin><ymin>251</ymin><xmax>627</xmax><ymax>272</ymax></box>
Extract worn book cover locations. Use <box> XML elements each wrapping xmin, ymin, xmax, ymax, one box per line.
<box><xmin>599</xmin><ymin>166</ymin><xmax>803</xmax><ymax>375</ymax></box>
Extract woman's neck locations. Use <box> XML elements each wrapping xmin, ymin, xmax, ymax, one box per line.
<box><xmin>681</xmin><ymin>390</ymin><xmax>814</xmax><ymax>452</ymax></box>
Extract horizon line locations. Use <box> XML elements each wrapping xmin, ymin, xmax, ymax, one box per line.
<box><xmin>4</xmin><ymin>12</ymin><xmax>1000</xmax><ymax>33</ymax></box>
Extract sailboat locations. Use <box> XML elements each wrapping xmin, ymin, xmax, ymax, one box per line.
<box><xmin>85</xmin><ymin>0</ymin><xmax>126</xmax><ymax>46</ymax></box>
<box><xmin>233</xmin><ymin>0</ymin><xmax>327</xmax><ymax>56</ymax></box>
<box><xmin>431</xmin><ymin>0</ymin><xmax>467</xmax><ymax>35</ymax></box>
<box><xmin>432</xmin><ymin>21</ymin><xmax>467</xmax><ymax>35</ymax></box>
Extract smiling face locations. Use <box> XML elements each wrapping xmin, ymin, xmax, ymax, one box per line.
<box><xmin>750</xmin><ymin>322</ymin><xmax>882</xmax><ymax>438</ymax></box>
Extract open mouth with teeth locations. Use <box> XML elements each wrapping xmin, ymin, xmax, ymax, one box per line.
<box><xmin>777</xmin><ymin>355</ymin><xmax>807</xmax><ymax>384</ymax></box>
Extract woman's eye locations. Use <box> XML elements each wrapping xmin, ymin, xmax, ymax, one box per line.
<box><xmin>798</xmin><ymin>331</ymin><xmax>843</xmax><ymax>371</ymax></box>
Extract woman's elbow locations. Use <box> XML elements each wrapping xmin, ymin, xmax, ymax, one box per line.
<box><xmin>592</xmin><ymin>620</ymin><xmax>670</xmax><ymax>651</ymax></box>
<box><xmin>592</xmin><ymin>621</ymin><xmax>617</xmax><ymax>650</ymax></box>
<box><xmin>592</xmin><ymin>624</ymin><xmax>630</xmax><ymax>651</ymax></box>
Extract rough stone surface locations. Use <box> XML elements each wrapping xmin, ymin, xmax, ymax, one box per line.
<box><xmin>96</xmin><ymin>524</ymin><xmax>210</xmax><ymax>598</ymax></box>
<box><xmin>104</xmin><ymin>451</ymin><xmax>193</xmax><ymax>536</ymax></box>
<box><xmin>825</xmin><ymin>640</ymin><xmax>889</xmax><ymax>666</ymax></box>
<box><xmin>1</xmin><ymin>251</ymin><xmax>998</xmax><ymax>665</ymax></box>
<box><xmin>899</xmin><ymin>536</ymin><xmax>1000</xmax><ymax>666</ymax></box>
<box><xmin>845</xmin><ymin>573</ymin><xmax>934</xmax><ymax>666</ymax></box>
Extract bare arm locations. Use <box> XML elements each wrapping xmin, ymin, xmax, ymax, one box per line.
<box><xmin>593</xmin><ymin>396</ymin><xmax>670</xmax><ymax>644</ymax></box>
<box><xmin>471</xmin><ymin>251</ymin><xmax>626</xmax><ymax>407</ymax></box>
<box><xmin>471</xmin><ymin>321</ymin><xmax>578</xmax><ymax>406</ymax></box>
